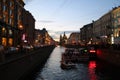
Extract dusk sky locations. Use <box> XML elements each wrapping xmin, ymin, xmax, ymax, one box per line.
<box><xmin>24</xmin><ymin>0</ymin><xmax>120</xmax><ymax>41</ymax></box>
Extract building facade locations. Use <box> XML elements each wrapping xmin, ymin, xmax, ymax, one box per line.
<box><xmin>112</xmin><ymin>7</ymin><xmax>120</xmax><ymax>44</ymax></box>
<box><xmin>21</xmin><ymin>9</ymin><xmax>35</xmax><ymax>45</ymax></box>
<box><xmin>80</xmin><ymin>7</ymin><xmax>120</xmax><ymax>45</ymax></box>
<box><xmin>34</xmin><ymin>28</ymin><xmax>55</xmax><ymax>46</ymax></box>
<box><xmin>93</xmin><ymin>11</ymin><xmax>112</xmax><ymax>45</ymax></box>
<box><xmin>67</xmin><ymin>32</ymin><xmax>80</xmax><ymax>45</ymax></box>
<box><xmin>0</xmin><ymin>0</ymin><xmax>35</xmax><ymax>47</ymax></box>
<box><xmin>80</xmin><ymin>23</ymin><xmax>93</xmax><ymax>45</ymax></box>
<box><xmin>0</xmin><ymin>0</ymin><xmax>25</xmax><ymax>47</ymax></box>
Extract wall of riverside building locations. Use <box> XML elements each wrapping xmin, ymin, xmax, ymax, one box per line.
<box><xmin>97</xmin><ymin>49</ymin><xmax>120</xmax><ymax>66</ymax></box>
<box><xmin>0</xmin><ymin>45</ymin><xmax>55</xmax><ymax>80</ymax></box>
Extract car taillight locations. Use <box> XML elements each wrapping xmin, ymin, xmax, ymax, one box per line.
<box><xmin>89</xmin><ymin>50</ymin><xmax>96</xmax><ymax>53</ymax></box>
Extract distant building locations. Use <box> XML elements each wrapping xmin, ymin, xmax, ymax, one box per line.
<box><xmin>35</xmin><ymin>28</ymin><xmax>55</xmax><ymax>46</ymax></box>
<box><xmin>59</xmin><ymin>32</ymin><xmax>67</xmax><ymax>46</ymax></box>
<box><xmin>67</xmin><ymin>32</ymin><xmax>80</xmax><ymax>45</ymax></box>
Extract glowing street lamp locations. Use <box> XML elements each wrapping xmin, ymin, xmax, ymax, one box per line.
<box><xmin>19</xmin><ymin>25</ymin><xmax>23</xmax><ymax>30</ymax></box>
<box><xmin>18</xmin><ymin>25</ymin><xmax>24</xmax><ymax>46</ymax></box>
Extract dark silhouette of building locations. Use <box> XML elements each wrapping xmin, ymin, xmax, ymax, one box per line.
<box><xmin>59</xmin><ymin>32</ymin><xmax>67</xmax><ymax>46</ymax></box>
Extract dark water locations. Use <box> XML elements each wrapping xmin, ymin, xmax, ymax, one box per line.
<box><xmin>30</xmin><ymin>46</ymin><xmax>120</xmax><ymax>80</ymax></box>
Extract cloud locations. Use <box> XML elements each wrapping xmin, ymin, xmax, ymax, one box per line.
<box><xmin>37</xmin><ymin>20</ymin><xmax>54</xmax><ymax>23</ymax></box>
<box><xmin>24</xmin><ymin>0</ymin><xmax>33</xmax><ymax>4</ymax></box>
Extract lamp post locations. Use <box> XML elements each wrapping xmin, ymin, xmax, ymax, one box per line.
<box><xmin>18</xmin><ymin>25</ymin><xmax>23</xmax><ymax>49</ymax></box>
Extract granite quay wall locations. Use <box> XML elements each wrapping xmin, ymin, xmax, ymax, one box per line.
<box><xmin>97</xmin><ymin>48</ymin><xmax>120</xmax><ymax>66</ymax></box>
<box><xmin>0</xmin><ymin>45</ymin><xmax>55</xmax><ymax>80</ymax></box>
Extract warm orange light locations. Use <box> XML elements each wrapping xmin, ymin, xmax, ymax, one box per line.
<box><xmin>19</xmin><ymin>25</ymin><xmax>23</xmax><ymax>29</ymax></box>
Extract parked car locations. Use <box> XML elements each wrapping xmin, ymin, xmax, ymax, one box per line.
<box><xmin>7</xmin><ymin>47</ymin><xmax>19</xmax><ymax>54</ymax></box>
<box><xmin>23</xmin><ymin>45</ymin><xmax>33</xmax><ymax>51</ymax></box>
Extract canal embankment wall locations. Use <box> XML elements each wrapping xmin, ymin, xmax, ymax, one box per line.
<box><xmin>97</xmin><ymin>48</ymin><xmax>120</xmax><ymax>66</ymax></box>
<box><xmin>0</xmin><ymin>45</ymin><xmax>55</xmax><ymax>80</ymax></box>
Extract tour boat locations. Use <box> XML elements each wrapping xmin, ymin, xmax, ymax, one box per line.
<box><xmin>60</xmin><ymin>61</ymin><xmax>76</xmax><ymax>69</ymax></box>
<box><xmin>60</xmin><ymin>53</ymin><xmax>76</xmax><ymax>69</ymax></box>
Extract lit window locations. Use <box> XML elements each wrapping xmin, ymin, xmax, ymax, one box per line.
<box><xmin>2</xmin><ymin>37</ymin><xmax>7</xmax><ymax>46</ymax></box>
<box><xmin>2</xmin><ymin>27</ymin><xmax>7</xmax><ymax>35</ymax></box>
<box><xmin>8</xmin><ymin>38</ymin><xmax>13</xmax><ymax>46</ymax></box>
<box><xmin>9</xmin><ymin>29</ymin><xmax>12</xmax><ymax>35</ymax></box>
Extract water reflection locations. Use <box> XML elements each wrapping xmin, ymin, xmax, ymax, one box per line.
<box><xmin>88</xmin><ymin>61</ymin><xmax>97</xmax><ymax>80</ymax></box>
<box><xmin>34</xmin><ymin>46</ymin><xmax>120</xmax><ymax>80</ymax></box>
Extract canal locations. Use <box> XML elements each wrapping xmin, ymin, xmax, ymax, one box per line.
<box><xmin>25</xmin><ymin>46</ymin><xmax>120</xmax><ymax>80</ymax></box>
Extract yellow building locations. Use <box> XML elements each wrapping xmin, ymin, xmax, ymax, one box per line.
<box><xmin>112</xmin><ymin>6</ymin><xmax>120</xmax><ymax>44</ymax></box>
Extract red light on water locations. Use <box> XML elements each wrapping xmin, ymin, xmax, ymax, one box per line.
<box><xmin>89</xmin><ymin>61</ymin><xmax>96</xmax><ymax>69</ymax></box>
<box><xmin>88</xmin><ymin>61</ymin><xmax>97</xmax><ymax>80</ymax></box>
<box><xmin>97</xmin><ymin>49</ymin><xmax>102</xmax><ymax>55</ymax></box>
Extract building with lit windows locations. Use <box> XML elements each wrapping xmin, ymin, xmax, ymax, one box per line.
<box><xmin>0</xmin><ymin>0</ymin><xmax>25</xmax><ymax>47</ymax></box>
<box><xmin>67</xmin><ymin>32</ymin><xmax>80</xmax><ymax>45</ymax></box>
<box><xmin>80</xmin><ymin>6</ymin><xmax>120</xmax><ymax>45</ymax></box>
<box><xmin>112</xmin><ymin>6</ymin><xmax>120</xmax><ymax>44</ymax></box>
<box><xmin>0</xmin><ymin>0</ymin><xmax>35</xmax><ymax>47</ymax></box>
<box><xmin>35</xmin><ymin>28</ymin><xmax>55</xmax><ymax>46</ymax></box>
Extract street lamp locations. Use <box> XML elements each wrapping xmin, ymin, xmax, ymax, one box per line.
<box><xmin>19</xmin><ymin>25</ymin><xmax>23</xmax><ymax>30</ymax></box>
<box><xmin>18</xmin><ymin>25</ymin><xmax>23</xmax><ymax>48</ymax></box>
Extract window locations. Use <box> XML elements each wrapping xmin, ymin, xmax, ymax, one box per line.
<box><xmin>2</xmin><ymin>27</ymin><xmax>7</xmax><ymax>35</ymax></box>
<box><xmin>8</xmin><ymin>38</ymin><xmax>13</xmax><ymax>46</ymax></box>
<box><xmin>3</xmin><ymin>5</ymin><xmax>6</xmax><ymax>11</ymax></box>
<box><xmin>10</xmin><ymin>2</ymin><xmax>12</xmax><ymax>7</ymax></box>
<box><xmin>118</xmin><ymin>18</ymin><xmax>120</xmax><ymax>25</ymax></box>
<box><xmin>2</xmin><ymin>37</ymin><xmax>7</xmax><ymax>46</ymax></box>
<box><xmin>9</xmin><ymin>29</ymin><xmax>12</xmax><ymax>36</ymax></box>
<box><xmin>9</xmin><ymin>18</ymin><xmax>12</xmax><ymax>24</ymax></box>
<box><xmin>9</xmin><ymin>10</ymin><xmax>12</xmax><ymax>15</ymax></box>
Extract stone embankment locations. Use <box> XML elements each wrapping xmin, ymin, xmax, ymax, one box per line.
<box><xmin>97</xmin><ymin>48</ymin><xmax>120</xmax><ymax>66</ymax></box>
<box><xmin>0</xmin><ymin>45</ymin><xmax>55</xmax><ymax>80</ymax></box>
